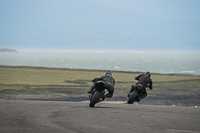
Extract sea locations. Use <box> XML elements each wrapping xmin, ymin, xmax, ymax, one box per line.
<box><xmin>0</xmin><ymin>51</ymin><xmax>200</xmax><ymax>75</ymax></box>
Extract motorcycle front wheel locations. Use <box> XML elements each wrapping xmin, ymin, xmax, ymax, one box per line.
<box><xmin>89</xmin><ymin>91</ymin><xmax>100</xmax><ymax>107</ymax></box>
<box><xmin>127</xmin><ymin>91</ymin><xmax>138</xmax><ymax>104</ymax></box>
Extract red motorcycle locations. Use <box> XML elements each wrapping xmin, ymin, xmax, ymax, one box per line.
<box><xmin>127</xmin><ymin>84</ymin><xmax>146</xmax><ymax>104</ymax></box>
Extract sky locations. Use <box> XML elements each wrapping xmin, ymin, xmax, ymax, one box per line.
<box><xmin>0</xmin><ymin>0</ymin><xmax>200</xmax><ymax>51</ymax></box>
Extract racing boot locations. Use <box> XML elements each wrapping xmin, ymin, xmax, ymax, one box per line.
<box><xmin>101</xmin><ymin>95</ymin><xmax>106</xmax><ymax>101</ymax></box>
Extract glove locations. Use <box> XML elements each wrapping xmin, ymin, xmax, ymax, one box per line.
<box><xmin>92</xmin><ymin>78</ymin><xmax>98</xmax><ymax>82</ymax></box>
<box><xmin>147</xmin><ymin>85</ymin><xmax>152</xmax><ymax>90</ymax></box>
<box><xmin>92</xmin><ymin>78</ymin><xmax>96</xmax><ymax>82</ymax></box>
<box><xmin>149</xmin><ymin>86</ymin><xmax>153</xmax><ymax>90</ymax></box>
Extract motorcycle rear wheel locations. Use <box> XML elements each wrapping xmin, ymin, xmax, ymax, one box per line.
<box><xmin>89</xmin><ymin>91</ymin><xmax>100</xmax><ymax>107</ymax></box>
<box><xmin>127</xmin><ymin>91</ymin><xmax>138</xmax><ymax>104</ymax></box>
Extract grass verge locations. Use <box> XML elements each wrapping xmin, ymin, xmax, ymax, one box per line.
<box><xmin>0</xmin><ymin>65</ymin><xmax>200</xmax><ymax>106</ymax></box>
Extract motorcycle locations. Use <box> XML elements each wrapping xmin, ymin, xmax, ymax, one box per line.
<box><xmin>127</xmin><ymin>84</ymin><xmax>146</xmax><ymax>104</ymax></box>
<box><xmin>89</xmin><ymin>81</ymin><xmax>105</xmax><ymax>107</ymax></box>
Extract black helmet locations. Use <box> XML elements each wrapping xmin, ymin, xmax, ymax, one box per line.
<box><xmin>145</xmin><ymin>71</ymin><xmax>151</xmax><ymax>77</ymax></box>
<box><xmin>104</xmin><ymin>71</ymin><xmax>112</xmax><ymax>76</ymax></box>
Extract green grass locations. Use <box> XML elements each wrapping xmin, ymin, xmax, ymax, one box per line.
<box><xmin>0</xmin><ymin>66</ymin><xmax>200</xmax><ymax>98</ymax></box>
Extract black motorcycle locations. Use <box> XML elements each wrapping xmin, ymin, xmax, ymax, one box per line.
<box><xmin>89</xmin><ymin>81</ymin><xmax>105</xmax><ymax>107</ymax></box>
<box><xmin>127</xmin><ymin>84</ymin><xmax>146</xmax><ymax>104</ymax></box>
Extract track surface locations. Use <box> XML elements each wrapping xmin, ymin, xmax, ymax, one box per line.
<box><xmin>0</xmin><ymin>100</ymin><xmax>199</xmax><ymax>133</ymax></box>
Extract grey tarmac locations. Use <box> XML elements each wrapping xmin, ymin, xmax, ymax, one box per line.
<box><xmin>0</xmin><ymin>100</ymin><xmax>199</xmax><ymax>133</ymax></box>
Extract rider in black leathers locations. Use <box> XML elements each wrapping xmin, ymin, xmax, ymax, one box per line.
<box><xmin>87</xmin><ymin>71</ymin><xmax>115</xmax><ymax>100</ymax></box>
<box><xmin>128</xmin><ymin>71</ymin><xmax>153</xmax><ymax>102</ymax></box>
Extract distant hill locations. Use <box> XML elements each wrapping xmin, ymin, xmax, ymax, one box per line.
<box><xmin>0</xmin><ymin>48</ymin><xmax>18</xmax><ymax>52</ymax></box>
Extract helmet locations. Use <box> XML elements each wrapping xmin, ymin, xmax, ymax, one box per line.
<box><xmin>145</xmin><ymin>71</ymin><xmax>151</xmax><ymax>77</ymax></box>
<box><xmin>104</xmin><ymin>71</ymin><xmax>112</xmax><ymax>76</ymax></box>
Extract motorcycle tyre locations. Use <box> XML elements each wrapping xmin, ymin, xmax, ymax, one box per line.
<box><xmin>127</xmin><ymin>91</ymin><xmax>138</xmax><ymax>104</ymax></box>
<box><xmin>89</xmin><ymin>91</ymin><xmax>100</xmax><ymax>107</ymax></box>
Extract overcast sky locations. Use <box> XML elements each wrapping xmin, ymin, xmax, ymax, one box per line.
<box><xmin>87</xmin><ymin>0</ymin><xmax>200</xmax><ymax>20</ymax></box>
<box><xmin>0</xmin><ymin>0</ymin><xmax>200</xmax><ymax>51</ymax></box>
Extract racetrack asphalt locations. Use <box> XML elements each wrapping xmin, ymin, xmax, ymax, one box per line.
<box><xmin>0</xmin><ymin>100</ymin><xmax>199</xmax><ymax>133</ymax></box>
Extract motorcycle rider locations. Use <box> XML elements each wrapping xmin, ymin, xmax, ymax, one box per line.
<box><xmin>128</xmin><ymin>71</ymin><xmax>153</xmax><ymax>102</ymax></box>
<box><xmin>87</xmin><ymin>71</ymin><xmax>115</xmax><ymax>100</ymax></box>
